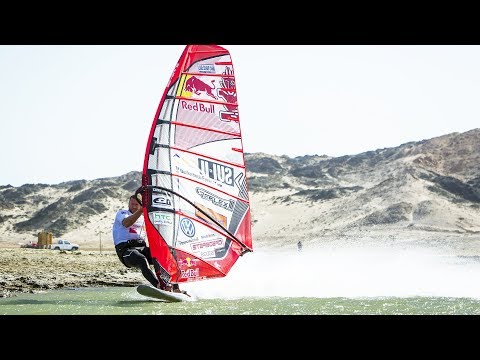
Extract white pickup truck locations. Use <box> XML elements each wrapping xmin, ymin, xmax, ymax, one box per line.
<box><xmin>51</xmin><ymin>239</ymin><xmax>80</xmax><ymax>251</ymax></box>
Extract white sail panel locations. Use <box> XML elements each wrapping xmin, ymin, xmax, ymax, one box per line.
<box><xmin>139</xmin><ymin>45</ymin><xmax>252</xmax><ymax>285</ymax></box>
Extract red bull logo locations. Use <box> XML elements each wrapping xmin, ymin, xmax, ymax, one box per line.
<box><xmin>181</xmin><ymin>268</ymin><xmax>200</xmax><ymax>279</ymax></box>
<box><xmin>179</xmin><ymin>257</ymin><xmax>199</xmax><ymax>267</ymax></box>
<box><xmin>180</xmin><ymin>100</ymin><xmax>214</xmax><ymax>114</ymax></box>
<box><xmin>184</xmin><ymin>76</ymin><xmax>217</xmax><ymax>99</ymax></box>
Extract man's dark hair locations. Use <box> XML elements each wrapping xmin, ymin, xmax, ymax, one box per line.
<box><xmin>130</xmin><ymin>194</ymin><xmax>141</xmax><ymax>204</ymax></box>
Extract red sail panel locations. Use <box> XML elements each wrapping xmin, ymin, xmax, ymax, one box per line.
<box><xmin>141</xmin><ymin>45</ymin><xmax>252</xmax><ymax>286</ymax></box>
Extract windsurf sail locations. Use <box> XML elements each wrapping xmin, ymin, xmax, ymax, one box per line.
<box><xmin>136</xmin><ymin>45</ymin><xmax>253</xmax><ymax>287</ymax></box>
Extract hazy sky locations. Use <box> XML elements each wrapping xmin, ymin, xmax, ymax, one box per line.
<box><xmin>1</xmin><ymin>45</ymin><xmax>479</xmax><ymax>187</ymax></box>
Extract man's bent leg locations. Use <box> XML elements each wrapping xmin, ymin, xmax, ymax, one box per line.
<box><xmin>138</xmin><ymin>258</ymin><xmax>160</xmax><ymax>287</ymax></box>
<box><xmin>123</xmin><ymin>249</ymin><xmax>159</xmax><ymax>287</ymax></box>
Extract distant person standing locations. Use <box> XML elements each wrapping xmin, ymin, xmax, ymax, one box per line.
<box><xmin>297</xmin><ymin>240</ymin><xmax>303</xmax><ymax>252</ymax></box>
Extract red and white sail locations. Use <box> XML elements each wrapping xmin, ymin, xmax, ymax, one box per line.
<box><xmin>139</xmin><ymin>45</ymin><xmax>252</xmax><ymax>286</ymax></box>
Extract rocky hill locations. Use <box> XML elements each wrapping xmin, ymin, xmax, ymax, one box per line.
<box><xmin>1</xmin><ymin>128</ymin><xmax>479</xmax><ymax>252</ymax></box>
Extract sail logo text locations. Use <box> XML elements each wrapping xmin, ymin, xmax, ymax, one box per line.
<box><xmin>201</xmin><ymin>250</ymin><xmax>215</xmax><ymax>258</ymax></box>
<box><xmin>198</xmin><ymin>159</ymin><xmax>234</xmax><ymax>186</ymax></box>
<box><xmin>152</xmin><ymin>195</ymin><xmax>172</xmax><ymax>207</ymax></box>
<box><xmin>152</xmin><ymin>212</ymin><xmax>173</xmax><ymax>226</ymax></box>
<box><xmin>181</xmin><ymin>268</ymin><xmax>200</xmax><ymax>279</ymax></box>
<box><xmin>181</xmin><ymin>101</ymin><xmax>214</xmax><ymax>114</ymax></box>
<box><xmin>198</xmin><ymin>64</ymin><xmax>215</xmax><ymax>73</ymax></box>
<box><xmin>175</xmin><ymin>166</ymin><xmax>217</xmax><ymax>187</ymax></box>
<box><xmin>191</xmin><ymin>238</ymin><xmax>223</xmax><ymax>251</ymax></box>
<box><xmin>196</xmin><ymin>187</ymin><xmax>234</xmax><ymax>211</ymax></box>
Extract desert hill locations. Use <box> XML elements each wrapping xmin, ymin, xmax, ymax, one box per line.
<box><xmin>1</xmin><ymin>128</ymin><xmax>479</xmax><ymax>253</ymax></box>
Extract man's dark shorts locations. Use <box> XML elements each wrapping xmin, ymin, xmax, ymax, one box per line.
<box><xmin>115</xmin><ymin>239</ymin><xmax>152</xmax><ymax>268</ymax></box>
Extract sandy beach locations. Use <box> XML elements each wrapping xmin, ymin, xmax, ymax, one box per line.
<box><xmin>0</xmin><ymin>248</ymin><xmax>144</xmax><ymax>298</ymax></box>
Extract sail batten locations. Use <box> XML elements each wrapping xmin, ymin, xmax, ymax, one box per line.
<box><xmin>140</xmin><ymin>45</ymin><xmax>252</xmax><ymax>285</ymax></box>
<box><xmin>165</xmin><ymin>121</ymin><xmax>241</xmax><ymax>137</ymax></box>
<box><xmin>182</xmin><ymin>72</ymin><xmax>236</xmax><ymax>78</ymax></box>
<box><xmin>170</xmin><ymin>146</ymin><xmax>246</xmax><ymax>169</ymax></box>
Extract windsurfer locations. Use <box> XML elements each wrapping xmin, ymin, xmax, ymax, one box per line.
<box><xmin>112</xmin><ymin>194</ymin><xmax>187</xmax><ymax>294</ymax></box>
